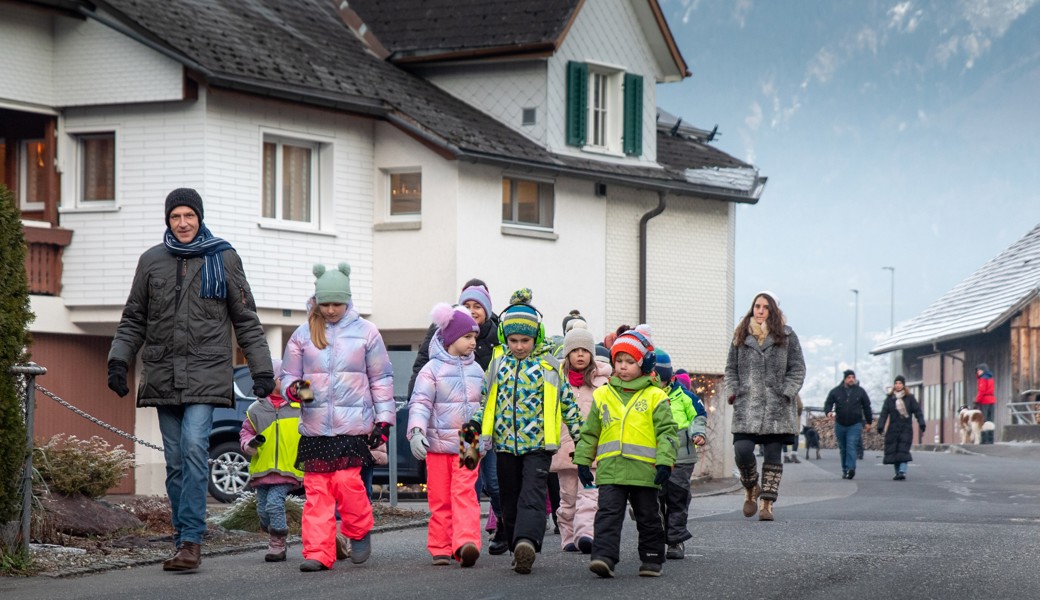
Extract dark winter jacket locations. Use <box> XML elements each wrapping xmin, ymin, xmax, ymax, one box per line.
<box><xmin>408</xmin><ymin>313</ymin><xmax>500</xmax><ymax>396</ymax></box>
<box><xmin>108</xmin><ymin>244</ymin><xmax>272</xmax><ymax>408</ymax></box>
<box><xmin>876</xmin><ymin>393</ymin><xmax>925</xmax><ymax>464</ymax></box>
<box><xmin>725</xmin><ymin>326</ymin><xmax>806</xmax><ymax>436</ymax></box>
<box><xmin>823</xmin><ymin>384</ymin><xmax>873</xmax><ymax>426</ymax></box>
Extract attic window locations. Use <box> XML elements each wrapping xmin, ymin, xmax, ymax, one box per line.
<box><xmin>522</xmin><ymin>108</ymin><xmax>537</xmax><ymax>126</ymax></box>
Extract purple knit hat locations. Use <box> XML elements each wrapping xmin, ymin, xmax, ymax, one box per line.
<box><xmin>458</xmin><ymin>285</ymin><xmax>493</xmax><ymax>316</ymax></box>
<box><xmin>431</xmin><ymin>303</ymin><xmax>479</xmax><ymax>349</ymax></box>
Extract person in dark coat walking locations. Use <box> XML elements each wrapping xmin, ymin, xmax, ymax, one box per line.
<box><xmin>823</xmin><ymin>369</ymin><xmax>873</xmax><ymax>480</ymax></box>
<box><xmin>876</xmin><ymin>375</ymin><xmax>925</xmax><ymax>480</ymax></box>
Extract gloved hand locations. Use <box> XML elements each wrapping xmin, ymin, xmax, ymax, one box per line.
<box><xmin>285</xmin><ymin>380</ymin><xmax>314</xmax><ymax>403</ymax></box>
<box><xmin>107</xmin><ymin>360</ymin><xmax>129</xmax><ymax>397</ymax></box>
<box><xmin>252</xmin><ymin>375</ymin><xmax>275</xmax><ymax>398</ymax></box>
<box><xmin>368</xmin><ymin>422</ymin><xmax>391</xmax><ymax>449</ymax></box>
<box><xmin>876</xmin><ymin>429</ymin><xmax>884</xmax><ymax>436</ymax></box>
<box><xmin>247</xmin><ymin>433</ymin><xmax>266</xmax><ymax>449</ymax></box>
<box><xmin>577</xmin><ymin>465</ymin><xmax>595</xmax><ymax>488</ymax></box>
<box><xmin>654</xmin><ymin>465</ymin><xmax>672</xmax><ymax>486</ymax></box>
<box><xmin>459</xmin><ymin>420</ymin><xmax>480</xmax><ymax>444</ymax></box>
<box><xmin>727</xmin><ymin>395</ymin><xmax>735</xmax><ymax>405</ymax></box>
<box><xmin>409</xmin><ymin>428</ymin><xmax>428</xmax><ymax>460</ymax></box>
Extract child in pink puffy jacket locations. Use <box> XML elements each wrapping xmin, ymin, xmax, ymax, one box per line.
<box><xmin>407</xmin><ymin>303</ymin><xmax>485</xmax><ymax>567</ymax></box>
<box><xmin>551</xmin><ymin>327</ymin><xmax>611</xmax><ymax>554</ymax></box>
<box><xmin>280</xmin><ymin>263</ymin><xmax>395</xmax><ymax>573</ymax></box>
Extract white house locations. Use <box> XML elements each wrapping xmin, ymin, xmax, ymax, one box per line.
<box><xmin>1</xmin><ymin>0</ymin><xmax>765</xmax><ymax>493</ymax></box>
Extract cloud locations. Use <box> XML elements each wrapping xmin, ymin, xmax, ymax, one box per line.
<box><xmin>801</xmin><ymin>335</ymin><xmax>835</xmax><ymax>353</ymax></box>
<box><xmin>888</xmin><ymin>1</ymin><xmax>924</xmax><ymax>33</ymax></box>
<box><xmin>672</xmin><ymin>0</ymin><xmax>703</xmax><ymax>25</ymax></box>
<box><xmin>802</xmin><ymin>47</ymin><xmax>841</xmax><ymax>87</ymax></box>
<box><xmin>733</xmin><ymin>0</ymin><xmax>753</xmax><ymax>28</ymax></box>
<box><xmin>934</xmin><ymin>0</ymin><xmax>1037</xmax><ymax>69</ymax></box>
<box><xmin>745</xmin><ymin>101</ymin><xmax>763</xmax><ymax>131</ymax></box>
<box><xmin>856</xmin><ymin>26</ymin><xmax>880</xmax><ymax>55</ymax></box>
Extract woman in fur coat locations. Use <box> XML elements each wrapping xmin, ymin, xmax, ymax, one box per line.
<box><xmin>724</xmin><ymin>292</ymin><xmax>806</xmax><ymax>521</ymax></box>
<box><xmin>876</xmin><ymin>375</ymin><xmax>926</xmax><ymax>480</ymax></box>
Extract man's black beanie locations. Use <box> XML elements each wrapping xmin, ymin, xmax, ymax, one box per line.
<box><xmin>164</xmin><ymin>188</ymin><xmax>204</xmax><ymax>223</ymax></box>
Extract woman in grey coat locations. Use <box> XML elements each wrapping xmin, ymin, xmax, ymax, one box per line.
<box><xmin>724</xmin><ymin>292</ymin><xmax>805</xmax><ymax>521</ymax></box>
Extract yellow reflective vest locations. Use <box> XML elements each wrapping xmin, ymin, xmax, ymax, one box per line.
<box><xmin>480</xmin><ymin>349</ymin><xmax>563</xmax><ymax>451</ymax></box>
<box><xmin>592</xmin><ymin>385</ymin><xmax>667</xmax><ymax>464</ymax></box>
<box><xmin>247</xmin><ymin>400</ymin><xmax>304</xmax><ymax>481</ymax></box>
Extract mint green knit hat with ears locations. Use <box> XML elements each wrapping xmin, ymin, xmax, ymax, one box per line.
<box><xmin>313</xmin><ymin>263</ymin><xmax>351</xmax><ymax>304</ymax></box>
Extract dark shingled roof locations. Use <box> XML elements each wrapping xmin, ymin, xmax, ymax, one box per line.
<box><xmin>346</xmin><ymin>0</ymin><xmax>580</xmax><ymax>58</ymax></box>
<box><xmin>84</xmin><ymin>0</ymin><xmax>760</xmax><ymax>200</ymax></box>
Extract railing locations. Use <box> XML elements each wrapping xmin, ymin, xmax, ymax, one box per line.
<box><xmin>1009</xmin><ymin>391</ymin><xmax>1040</xmax><ymax>425</ymax></box>
<box><xmin>22</xmin><ymin>225</ymin><xmax>73</xmax><ymax>296</ymax></box>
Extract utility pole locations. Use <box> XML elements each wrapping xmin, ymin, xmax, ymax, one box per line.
<box><xmin>850</xmin><ymin>288</ymin><xmax>859</xmax><ymax>371</ymax></box>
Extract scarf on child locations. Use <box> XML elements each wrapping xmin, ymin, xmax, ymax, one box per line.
<box><xmin>163</xmin><ymin>224</ymin><xmax>234</xmax><ymax>299</ymax></box>
<box><xmin>568</xmin><ymin>370</ymin><xmax>585</xmax><ymax>388</ymax></box>
<box><xmin>894</xmin><ymin>390</ymin><xmax>909</xmax><ymax>418</ymax></box>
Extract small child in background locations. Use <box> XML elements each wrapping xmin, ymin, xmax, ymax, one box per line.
<box><xmin>574</xmin><ymin>326</ymin><xmax>677</xmax><ymax>579</ymax></box>
<box><xmin>551</xmin><ymin>326</ymin><xmax>611</xmax><ymax>554</ymax></box>
<box><xmin>240</xmin><ymin>358</ymin><xmax>303</xmax><ymax>562</ymax></box>
<box><xmin>407</xmin><ymin>303</ymin><xmax>485</xmax><ymax>567</ymax></box>
<box><xmin>653</xmin><ymin>359</ymin><xmax>706</xmax><ymax>560</ymax></box>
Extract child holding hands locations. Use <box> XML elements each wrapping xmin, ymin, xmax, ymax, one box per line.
<box><xmin>574</xmin><ymin>326</ymin><xmax>677</xmax><ymax>578</ymax></box>
<box><xmin>407</xmin><ymin>303</ymin><xmax>485</xmax><ymax>567</ymax></box>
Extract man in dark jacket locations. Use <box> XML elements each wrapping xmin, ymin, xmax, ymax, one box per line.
<box><xmin>107</xmin><ymin>188</ymin><xmax>273</xmax><ymax>572</ymax></box>
<box><xmin>823</xmin><ymin>369</ymin><xmax>872</xmax><ymax>479</ymax></box>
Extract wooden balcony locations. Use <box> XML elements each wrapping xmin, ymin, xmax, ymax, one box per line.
<box><xmin>23</xmin><ymin>225</ymin><xmax>73</xmax><ymax>296</ymax></box>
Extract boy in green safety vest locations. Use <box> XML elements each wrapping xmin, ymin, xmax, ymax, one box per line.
<box><xmin>573</xmin><ymin>326</ymin><xmax>677</xmax><ymax>579</ymax></box>
<box><xmin>461</xmin><ymin>288</ymin><xmax>583</xmax><ymax>575</ymax></box>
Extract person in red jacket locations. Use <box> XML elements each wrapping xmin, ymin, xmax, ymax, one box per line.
<box><xmin>975</xmin><ymin>363</ymin><xmax>996</xmax><ymax>444</ymax></box>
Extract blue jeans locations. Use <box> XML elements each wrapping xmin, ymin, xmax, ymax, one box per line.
<box><xmin>156</xmin><ymin>404</ymin><xmax>214</xmax><ymax>546</ymax></box>
<box><xmin>834</xmin><ymin>422</ymin><xmax>863</xmax><ymax>473</ymax></box>
<box><xmin>475</xmin><ymin>449</ymin><xmax>502</xmax><ymax>518</ymax></box>
<box><xmin>255</xmin><ymin>483</ymin><xmax>294</xmax><ymax>532</ymax></box>
<box><xmin>894</xmin><ymin>462</ymin><xmax>908</xmax><ymax>474</ymax></box>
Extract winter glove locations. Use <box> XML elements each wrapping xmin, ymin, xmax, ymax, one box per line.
<box><xmin>459</xmin><ymin>420</ymin><xmax>480</xmax><ymax>444</ymax></box>
<box><xmin>252</xmin><ymin>375</ymin><xmax>275</xmax><ymax>398</ymax></box>
<box><xmin>285</xmin><ymin>380</ymin><xmax>314</xmax><ymax>403</ymax></box>
<box><xmin>409</xmin><ymin>428</ymin><xmax>428</xmax><ymax>461</ymax></box>
<box><xmin>727</xmin><ymin>394</ymin><xmax>735</xmax><ymax>405</ymax></box>
<box><xmin>247</xmin><ymin>433</ymin><xmax>266</xmax><ymax>449</ymax></box>
<box><xmin>368</xmin><ymin>422</ymin><xmax>391</xmax><ymax>449</ymax></box>
<box><xmin>577</xmin><ymin>465</ymin><xmax>595</xmax><ymax>488</ymax></box>
<box><xmin>654</xmin><ymin>465</ymin><xmax>672</xmax><ymax>486</ymax></box>
<box><xmin>876</xmin><ymin>429</ymin><xmax>884</xmax><ymax>436</ymax></box>
<box><xmin>107</xmin><ymin>360</ymin><xmax>130</xmax><ymax>397</ymax></box>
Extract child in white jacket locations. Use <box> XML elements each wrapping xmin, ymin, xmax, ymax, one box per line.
<box><xmin>407</xmin><ymin>304</ymin><xmax>485</xmax><ymax>567</ymax></box>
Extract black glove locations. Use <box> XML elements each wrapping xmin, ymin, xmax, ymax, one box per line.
<box><xmin>654</xmin><ymin>465</ymin><xmax>672</xmax><ymax>486</ymax></box>
<box><xmin>247</xmin><ymin>433</ymin><xmax>266</xmax><ymax>448</ymax></box>
<box><xmin>460</xmin><ymin>420</ymin><xmax>480</xmax><ymax>444</ymax></box>
<box><xmin>368</xmin><ymin>422</ymin><xmax>391</xmax><ymax>449</ymax></box>
<box><xmin>876</xmin><ymin>429</ymin><xmax>884</xmax><ymax>436</ymax></box>
<box><xmin>577</xmin><ymin>465</ymin><xmax>595</xmax><ymax>488</ymax></box>
<box><xmin>107</xmin><ymin>360</ymin><xmax>129</xmax><ymax>397</ymax></box>
<box><xmin>252</xmin><ymin>375</ymin><xmax>275</xmax><ymax>398</ymax></box>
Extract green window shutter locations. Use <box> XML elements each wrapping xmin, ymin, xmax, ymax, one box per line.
<box><xmin>566</xmin><ymin>61</ymin><xmax>588</xmax><ymax>147</ymax></box>
<box><xmin>623</xmin><ymin>73</ymin><xmax>644</xmax><ymax>156</ymax></box>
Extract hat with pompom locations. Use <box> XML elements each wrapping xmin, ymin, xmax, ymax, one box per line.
<box><xmin>431</xmin><ymin>302</ymin><xmax>478</xmax><ymax>349</ymax></box>
<box><xmin>500</xmin><ymin>288</ymin><xmax>541</xmax><ymax>339</ymax></box>
<box><xmin>313</xmin><ymin>263</ymin><xmax>351</xmax><ymax>304</ymax></box>
<box><xmin>561</xmin><ymin>310</ymin><xmax>587</xmax><ymax>334</ymax></box>
<box><xmin>611</xmin><ymin>324</ymin><xmax>654</xmax><ymax>365</ymax></box>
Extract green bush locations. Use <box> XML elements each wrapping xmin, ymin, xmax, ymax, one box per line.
<box><xmin>34</xmin><ymin>434</ymin><xmax>134</xmax><ymax>499</ymax></box>
<box><xmin>0</xmin><ymin>184</ymin><xmax>33</xmax><ymax>523</ymax></box>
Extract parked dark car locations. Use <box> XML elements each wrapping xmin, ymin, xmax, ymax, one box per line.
<box><xmin>208</xmin><ymin>363</ymin><xmax>426</xmax><ymax>503</ymax></box>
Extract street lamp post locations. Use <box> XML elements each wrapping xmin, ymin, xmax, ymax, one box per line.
<box><xmin>882</xmin><ymin>266</ymin><xmax>895</xmax><ymax>334</ymax></box>
<box><xmin>850</xmin><ymin>288</ymin><xmax>859</xmax><ymax>371</ymax></box>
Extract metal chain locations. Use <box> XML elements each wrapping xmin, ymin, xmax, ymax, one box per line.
<box><xmin>34</xmin><ymin>384</ymin><xmax>237</xmax><ymax>467</ymax></box>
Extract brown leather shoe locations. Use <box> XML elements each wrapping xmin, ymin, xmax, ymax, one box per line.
<box><xmin>163</xmin><ymin>541</ymin><xmax>202</xmax><ymax>571</ymax></box>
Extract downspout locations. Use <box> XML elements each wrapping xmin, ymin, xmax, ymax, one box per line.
<box><xmin>638</xmin><ymin>191</ymin><xmax>667</xmax><ymax>323</ymax></box>
<box><xmin>934</xmin><ymin>342</ymin><xmax>945</xmax><ymax>444</ymax></box>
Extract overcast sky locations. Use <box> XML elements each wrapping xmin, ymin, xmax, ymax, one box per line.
<box><xmin>657</xmin><ymin>0</ymin><xmax>1040</xmax><ymax>403</ymax></box>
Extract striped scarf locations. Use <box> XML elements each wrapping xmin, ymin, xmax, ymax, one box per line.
<box><xmin>163</xmin><ymin>224</ymin><xmax>234</xmax><ymax>299</ymax></box>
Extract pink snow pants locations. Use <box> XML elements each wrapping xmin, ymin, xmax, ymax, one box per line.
<box><xmin>556</xmin><ymin>468</ymin><xmax>598</xmax><ymax>548</ymax></box>
<box><xmin>301</xmin><ymin>467</ymin><xmax>373</xmax><ymax>568</ymax></box>
<box><xmin>425</xmin><ymin>452</ymin><xmax>481</xmax><ymax>559</ymax></box>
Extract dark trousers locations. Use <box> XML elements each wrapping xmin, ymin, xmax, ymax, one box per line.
<box><xmin>546</xmin><ymin>472</ymin><xmax>561</xmax><ymax>528</ymax></box>
<box><xmin>496</xmin><ymin>451</ymin><xmax>551</xmax><ymax>551</ymax></box>
<box><xmin>977</xmin><ymin>403</ymin><xmax>995</xmax><ymax>444</ymax></box>
<box><xmin>592</xmin><ymin>484</ymin><xmax>665</xmax><ymax>566</ymax></box>
<box><xmin>659</xmin><ymin>463</ymin><xmax>695</xmax><ymax>544</ymax></box>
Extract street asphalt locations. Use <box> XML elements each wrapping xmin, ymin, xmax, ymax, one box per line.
<box><xmin>4</xmin><ymin>443</ymin><xmax>1040</xmax><ymax>599</ymax></box>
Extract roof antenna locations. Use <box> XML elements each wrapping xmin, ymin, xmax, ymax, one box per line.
<box><xmin>706</xmin><ymin>125</ymin><xmax>718</xmax><ymax>142</ymax></box>
<box><xmin>669</xmin><ymin>117</ymin><xmax>682</xmax><ymax>136</ymax></box>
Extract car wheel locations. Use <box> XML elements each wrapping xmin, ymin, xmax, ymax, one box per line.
<box><xmin>208</xmin><ymin>441</ymin><xmax>250</xmax><ymax>503</ymax></box>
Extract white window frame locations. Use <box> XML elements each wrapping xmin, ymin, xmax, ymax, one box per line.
<box><xmin>383</xmin><ymin>168</ymin><xmax>422</xmax><ymax>222</ymax></box>
<box><xmin>584</xmin><ymin>63</ymin><xmax>624</xmax><ymax>155</ymax></box>
<box><xmin>259</xmin><ymin>131</ymin><xmax>330</xmax><ymax>233</ymax></box>
<box><xmin>501</xmin><ymin>174</ymin><xmax>555</xmax><ymax>231</ymax></box>
<box><xmin>18</xmin><ymin>138</ymin><xmax>47</xmax><ymax>211</ymax></box>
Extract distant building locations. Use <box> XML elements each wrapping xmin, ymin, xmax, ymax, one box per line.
<box><xmin>872</xmin><ymin>224</ymin><xmax>1040</xmax><ymax>443</ymax></box>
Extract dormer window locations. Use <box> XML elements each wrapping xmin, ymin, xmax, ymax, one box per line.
<box><xmin>567</xmin><ymin>61</ymin><xmax>643</xmax><ymax>156</ymax></box>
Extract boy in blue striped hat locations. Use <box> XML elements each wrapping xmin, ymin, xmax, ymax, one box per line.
<box><xmin>463</xmin><ymin>288</ymin><xmax>584</xmax><ymax>575</ymax></box>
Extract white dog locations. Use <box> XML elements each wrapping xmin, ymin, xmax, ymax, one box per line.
<box><xmin>958</xmin><ymin>406</ymin><xmax>986</xmax><ymax>444</ymax></box>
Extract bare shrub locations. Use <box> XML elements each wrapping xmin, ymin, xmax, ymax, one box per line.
<box><xmin>34</xmin><ymin>435</ymin><xmax>134</xmax><ymax>499</ymax></box>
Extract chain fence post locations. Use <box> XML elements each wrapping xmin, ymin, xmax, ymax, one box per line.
<box><xmin>11</xmin><ymin>362</ymin><xmax>46</xmax><ymax>555</ymax></box>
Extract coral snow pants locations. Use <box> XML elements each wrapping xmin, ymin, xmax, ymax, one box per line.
<box><xmin>425</xmin><ymin>452</ymin><xmax>481</xmax><ymax>559</ymax></box>
<box><xmin>302</xmin><ymin>467</ymin><xmax>373</xmax><ymax>568</ymax></box>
